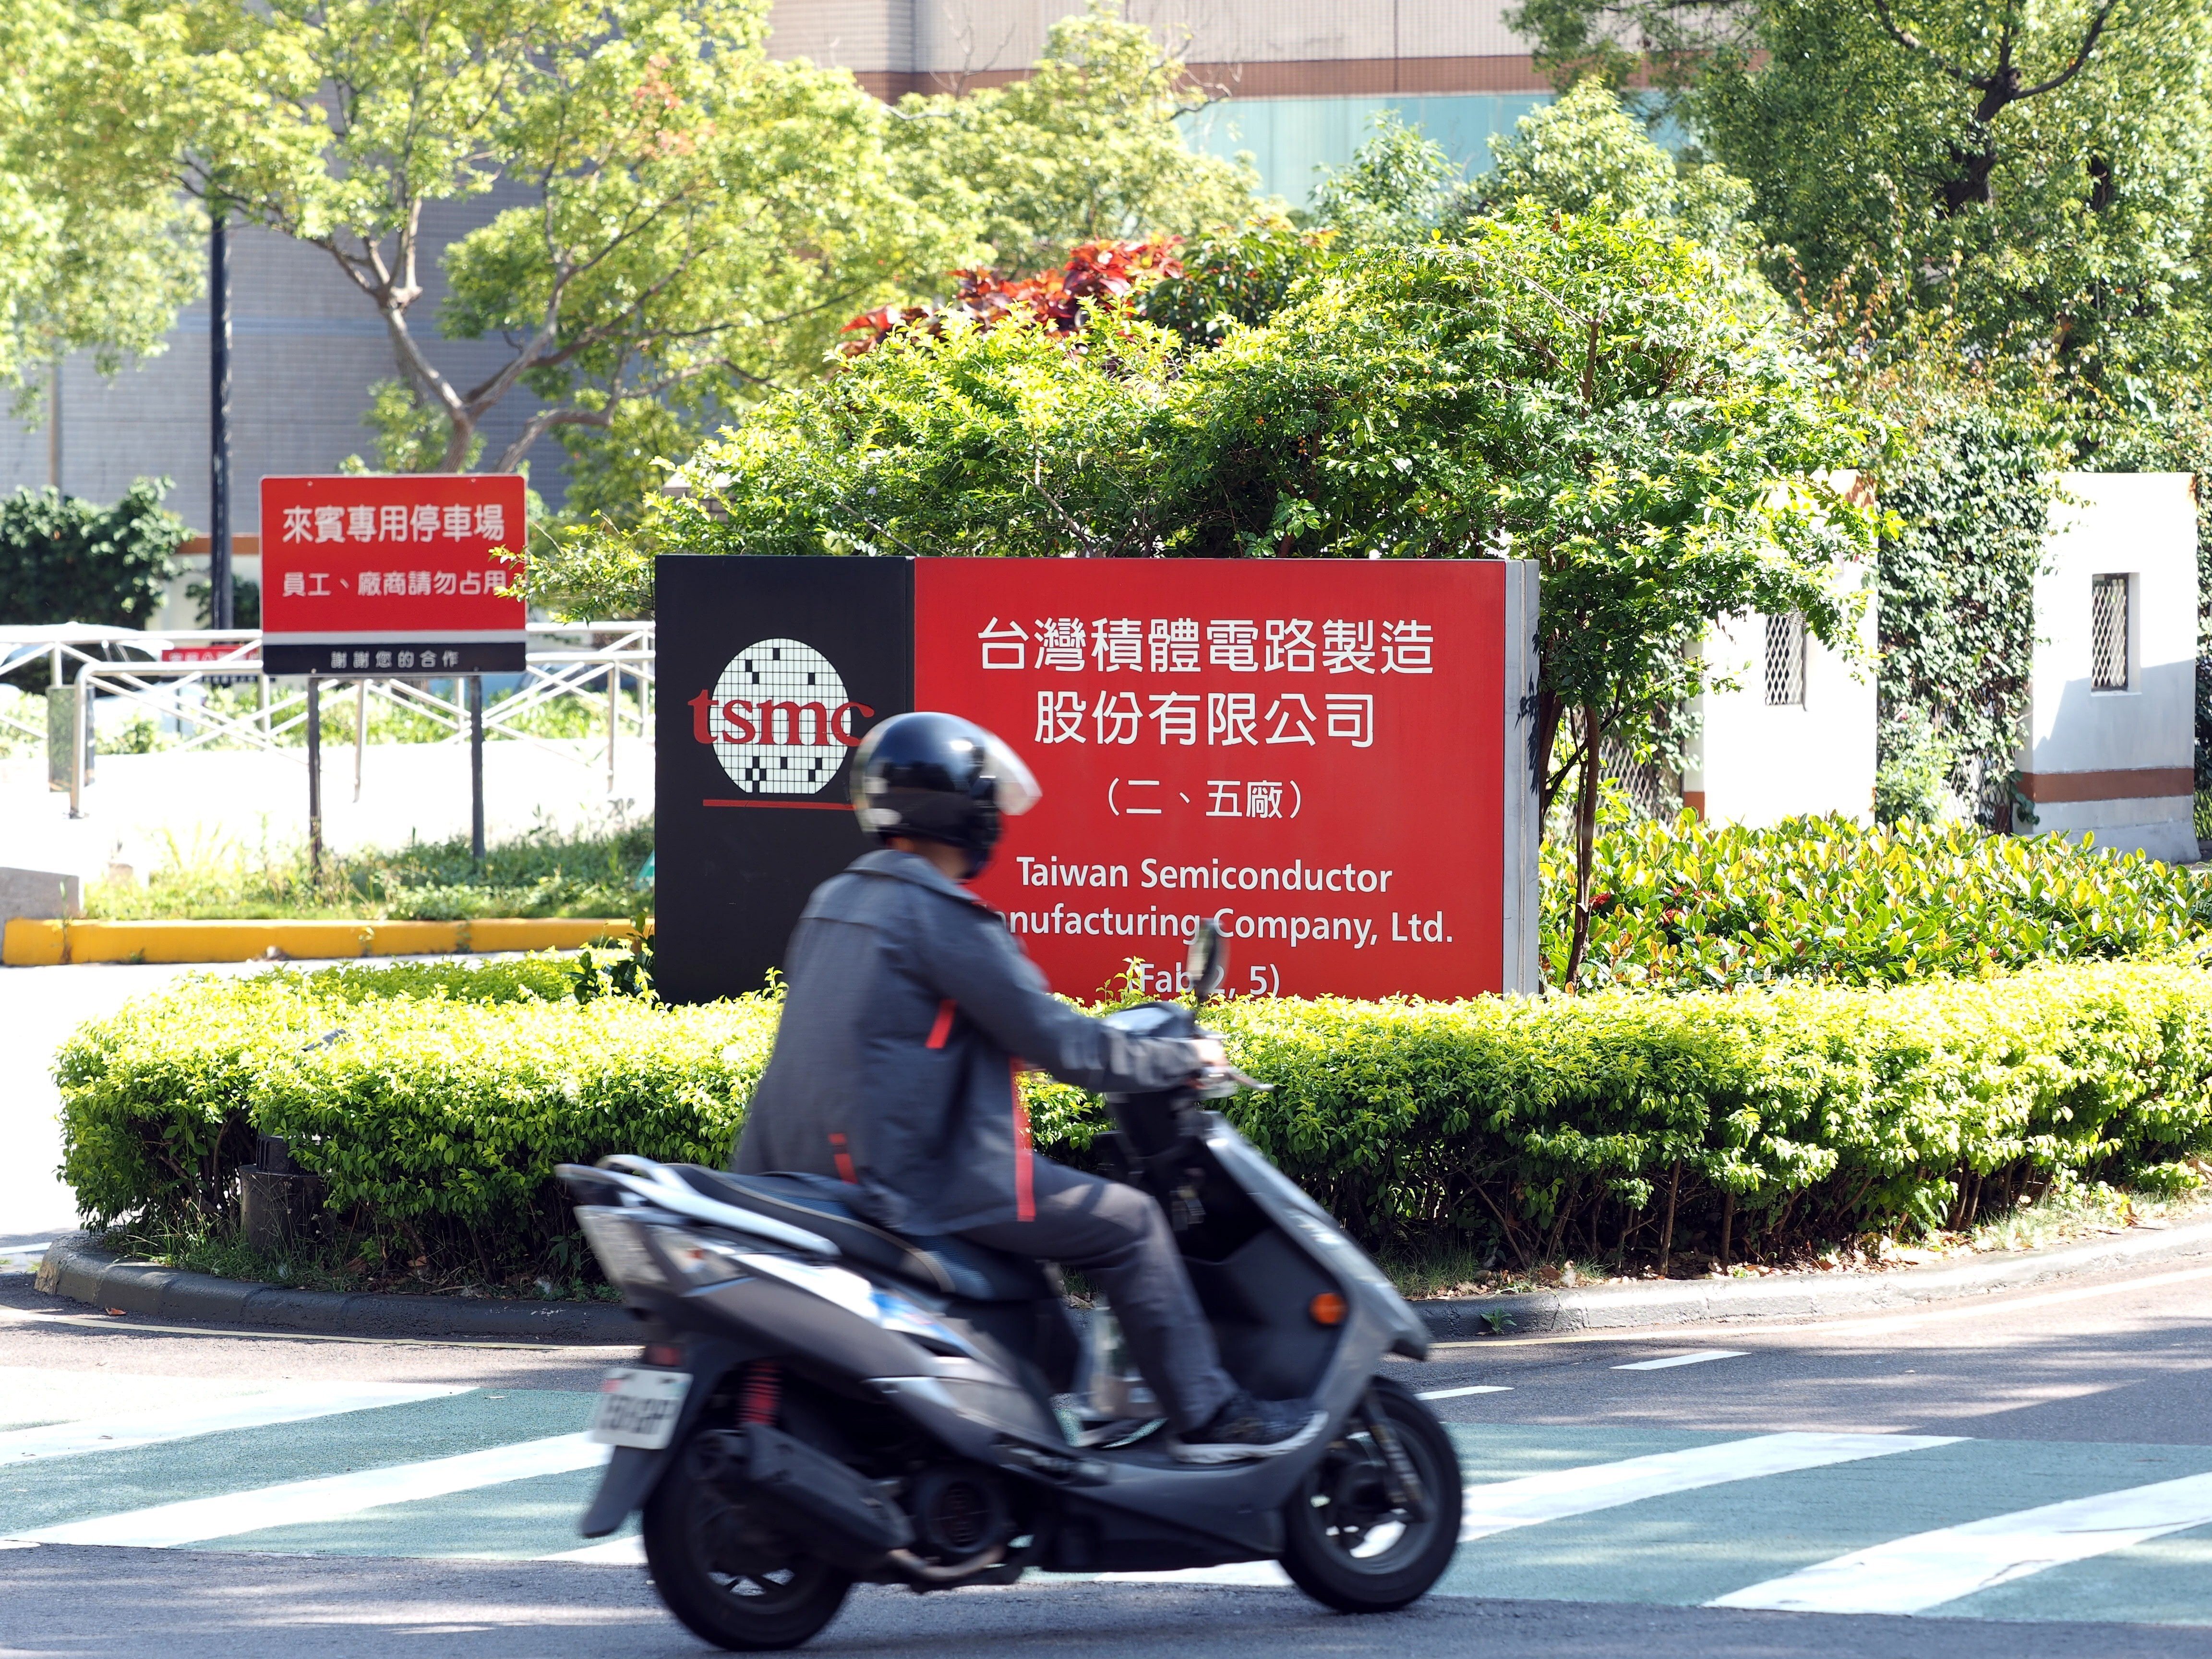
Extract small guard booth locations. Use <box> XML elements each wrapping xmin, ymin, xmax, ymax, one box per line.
<box><xmin>654</xmin><ymin>557</ymin><xmax>1539</xmax><ymax>1004</ymax></box>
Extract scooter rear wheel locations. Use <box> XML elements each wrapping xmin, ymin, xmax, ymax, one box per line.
<box><xmin>641</xmin><ymin>1448</ymin><xmax>854</xmax><ymax>1651</ymax></box>
<box><xmin>1279</xmin><ymin>1376</ymin><xmax>1461</xmax><ymax>1613</ymax></box>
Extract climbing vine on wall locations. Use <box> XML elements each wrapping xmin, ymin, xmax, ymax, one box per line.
<box><xmin>1871</xmin><ymin>398</ymin><xmax>2055</xmax><ymax>828</ymax></box>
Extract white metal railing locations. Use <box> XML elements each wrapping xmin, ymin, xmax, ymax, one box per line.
<box><xmin>49</xmin><ymin>621</ymin><xmax>656</xmax><ymax>819</ymax></box>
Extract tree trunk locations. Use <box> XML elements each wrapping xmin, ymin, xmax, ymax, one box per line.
<box><xmin>1657</xmin><ymin>1160</ymin><xmax>1681</xmax><ymax>1279</ymax></box>
<box><xmin>1562</xmin><ymin>703</ymin><xmax>1605</xmax><ymax>990</ymax></box>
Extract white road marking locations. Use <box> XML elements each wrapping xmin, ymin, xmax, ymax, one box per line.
<box><xmin>0</xmin><ymin>1382</ymin><xmax>470</xmax><ymax>1462</ymax></box>
<box><xmin>1708</xmin><ymin>1470</ymin><xmax>2212</xmax><ymax>1615</ymax></box>
<box><xmin>1612</xmin><ymin>1351</ymin><xmax>1747</xmax><ymax>1371</ymax></box>
<box><xmin>12</xmin><ymin>1433</ymin><xmax>610</xmax><ymax>1549</ymax></box>
<box><xmin>541</xmin><ymin>1535</ymin><xmax>646</xmax><ymax>1565</ymax></box>
<box><xmin>1101</xmin><ymin>1561</ymin><xmax>1292</xmax><ymax>1587</ymax></box>
<box><xmin>1417</xmin><ymin>1385</ymin><xmax>1514</xmax><ymax>1400</ymax></box>
<box><xmin>1460</xmin><ymin>1431</ymin><xmax>1961</xmax><ymax>1541</ymax></box>
<box><xmin>1096</xmin><ymin>1432</ymin><xmax>1962</xmax><ymax>1590</ymax></box>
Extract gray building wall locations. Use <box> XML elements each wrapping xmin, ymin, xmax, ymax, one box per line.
<box><xmin>769</xmin><ymin>0</ymin><xmax>1551</xmax><ymax>204</ymax></box>
<box><xmin>2</xmin><ymin>192</ymin><xmax>571</xmax><ymax>536</ymax></box>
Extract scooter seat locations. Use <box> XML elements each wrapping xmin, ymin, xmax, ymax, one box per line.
<box><xmin>676</xmin><ymin>1166</ymin><xmax>1051</xmax><ymax>1304</ymax></box>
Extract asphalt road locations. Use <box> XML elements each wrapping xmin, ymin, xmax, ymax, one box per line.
<box><xmin>3</xmin><ymin>1260</ymin><xmax>2209</xmax><ymax>1658</ymax></box>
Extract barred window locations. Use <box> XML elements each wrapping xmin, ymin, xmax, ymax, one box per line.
<box><xmin>2091</xmin><ymin>574</ymin><xmax>2130</xmax><ymax>691</ymax></box>
<box><xmin>1598</xmin><ymin>738</ymin><xmax>1682</xmax><ymax>821</ymax></box>
<box><xmin>1762</xmin><ymin>613</ymin><xmax>1806</xmax><ymax>707</ymax></box>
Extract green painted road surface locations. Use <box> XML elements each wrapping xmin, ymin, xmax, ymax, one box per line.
<box><xmin>6</xmin><ymin>1366</ymin><xmax>2211</xmax><ymax>1625</ymax></box>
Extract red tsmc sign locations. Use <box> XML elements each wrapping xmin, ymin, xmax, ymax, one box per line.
<box><xmin>914</xmin><ymin>560</ymin><xmax>1536</xmax><ymax>1001</ymax></box>
<box><xmin>259</xmin><ymin>475</ymin><xmax>528</xmax><ymax>675</ymax></box>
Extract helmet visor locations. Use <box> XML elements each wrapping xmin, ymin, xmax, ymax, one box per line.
<box><xmin>981</xmin><ymin>731</ymin><xmax>1041</xmax><ymax>817</ymax></box>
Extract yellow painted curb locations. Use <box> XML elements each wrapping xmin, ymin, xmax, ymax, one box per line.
<box><xmin>470</xmin><ymin>918</ymin><xmax>640</xmax><ymax>953</ymax></box>
<box><xmin>3</xmin><ymin>919</ymin><xmax>66</xmax><ymax>966</ymax></box>
<box><xmin>1</xmin><ymin>917</ymin><xmax>646</xmax><ymax>966</ymax></box>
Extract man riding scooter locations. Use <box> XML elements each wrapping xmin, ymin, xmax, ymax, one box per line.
<box><xmin>733</xmin><ymin>710</ymin><xmax>1325</xmax><ymax>1464</ymax></box>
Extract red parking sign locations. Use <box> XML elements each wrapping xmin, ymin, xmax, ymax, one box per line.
<box><xmin>260</xmin><ymin>475</ymin><xmax>528</xmax><ymax>675</ymax></box>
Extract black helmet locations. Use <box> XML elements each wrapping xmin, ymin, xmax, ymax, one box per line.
<box><xmin>851</xmin><ymin>711</ymin><xmax>1041</xmax><ymax>877</ymax></box>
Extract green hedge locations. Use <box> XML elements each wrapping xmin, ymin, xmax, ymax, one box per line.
<box><xmin>56</xmin><ymin>957</ymin><xmax>2212</xmax><ymax>1281</ymax></box>
<box><xmin>1548</xmin><ymin>814</ymin><xmax>2212</xmax><ymax>992</ymax></box>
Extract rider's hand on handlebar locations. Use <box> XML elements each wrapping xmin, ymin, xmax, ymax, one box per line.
<box><xmin>1191</xmin><ymin>1037</ymin><xmax>1226</xmax><ymax>1072</ymax></box>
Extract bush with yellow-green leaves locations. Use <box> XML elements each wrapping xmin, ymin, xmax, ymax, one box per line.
<box><xmin>1546</xmin><ymin>815</ymin><xmax>2212</xmax><ymax>991</ymax></box>
<box><xmin>58</xmin><ymin>955</ymin><xmax>2212</xmax><ymax>1285</ymax></box>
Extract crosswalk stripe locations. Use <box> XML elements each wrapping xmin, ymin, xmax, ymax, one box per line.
<box><xmin>1612</xmin><ymin>1351</ymin><xmax>1746</xmax><ymax>1371</ymax></box>
<box><xmin>12</xmin><ymin>1433</ymin><xmax>610</xmax><ymax>1549</ymax></box>
<box><xmin>0</xmin><ymin>1382</ymin><xmax>471</xmax><ymax>1463</ymax></box>
<box><xmin>1460</xmin><ymin>1431</ymin><xmax>1961</xmax><ymax>1541</ymax></box>
<box><xmin>1093</xmin><ymin>1430</ymin><xmax>1969</xmax><ymax>1589</ymax></box>
<box><xmin>544</xmin><ymin>1536</ymin><xmax>646</xmax><ymax>1564</ymax></box>
<box><xmin>1707</xmin><ymin>1469</ymin><xmax>2212</xmax><ymax>1614</ymax></box>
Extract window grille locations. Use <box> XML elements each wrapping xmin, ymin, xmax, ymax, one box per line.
<box><xmin>2091</xmin><ymin>574</ymin><xmax>2130</xmax><ymax>691</ymax></box>
<box><xmin>1762</xmin><ymin>613</ymin><xmax>1806</xmax><ymax>707</ymax></box>
<box><xmin>1597</xmin><ymin>738</ymin><xmax>1682</xmax><ymax>821</ymax></box>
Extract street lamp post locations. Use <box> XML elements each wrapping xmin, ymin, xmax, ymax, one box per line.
<box><xmin>209</xmin><ymin>205</ymin><xmax>234</xmax><ymax>630</ymax></box>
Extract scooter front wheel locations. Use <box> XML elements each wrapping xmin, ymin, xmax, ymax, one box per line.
<box><xmin>641</xmin><ymin>1441</ymin><xmax>854</xmax><ymax>1651</ymax></box>
<box><xmin>1279</xmin><ymin>1376</ymin><xmax>1462</xmax><ymax>1613</ymax></box>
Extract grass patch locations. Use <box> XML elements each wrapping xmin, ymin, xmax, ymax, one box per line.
<box><xmin>83</xmin><ymin>817</ymin><xmax>653</xmax><ymax>921</ymax></box>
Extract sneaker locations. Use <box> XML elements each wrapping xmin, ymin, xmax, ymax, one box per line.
<box><xmin>1169</xmin><ymin>1390</ymin><xmax>1328</xmax><ymax>1465</ymax></box>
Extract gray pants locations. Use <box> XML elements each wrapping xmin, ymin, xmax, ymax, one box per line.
<box><xmin>957</xmin><ymin>1158</ymin><xmax>1236</xmax><ymax>1433</ymax></box>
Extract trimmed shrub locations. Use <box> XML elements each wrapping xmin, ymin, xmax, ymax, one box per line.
<box><xmin>56</xmin><ymin>958</ymin><xmax>2212</xmax><ymax>1283</ymax></box>
<box><xmin>0</xmin><ymin>479</ymin><xmax>185</xmax><ymax>641</ymax></box>
<box><xmin>1548</xmin><ymin>814</ymin><xmax>2212</xmax><ymax>992</ymax></box>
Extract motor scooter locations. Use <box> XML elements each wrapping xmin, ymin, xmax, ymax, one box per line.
<box><xmin>558</xmin><ymin>922</ymin><xmax>1460</xmax><ymax>1651</ymax></box>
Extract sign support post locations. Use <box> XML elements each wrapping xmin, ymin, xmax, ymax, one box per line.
<box><xmin>305</xmin><ymin>676</ymin><xmax>323</xmax><ymax>878</ymax></box>
<box><xmin>469</xmin><ymin>674</ymin><xmax>485</xmax><ymax>864</ymax></box>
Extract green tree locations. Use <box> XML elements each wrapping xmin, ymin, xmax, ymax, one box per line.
<box><xmin>0</xmin><ymin>1</ymin><xmax>201</xmax><ymax>396</ymax></box>
<box><xmin>58</xmin><ymin>0</ymin><xmax>964</xmax><ymax>486</ymax></box>
<box><xmin>1474</xmin><ymin>79</ymin><xmax>1755</xmax><ymax>254</ymax></box>
<box><xmin>1309</xmin><ymin>115</ymin><xmax>1464</xmax><ymax>244</ymax></box>
<box><xmin>1507</xmin><ymin>0</ymin><xmax>2212</xmax><ymax>399</ymax></box>
<box><xmin>549</xmin><ymin>207</ymin><xmax>1876</xmax><ymax>984</ymax></box>
<box><xmin>885</xmin><ymin>0</ymin><xmax>1261</xmax><ymax>271</ymax></box>
<box><xmin>1181</xmin><ymin>213</ymin><xmax>1876</xmax><ymax>979</ymax></box>
<box><xmin>0</xmin><ymin>479</ymin><xmax>186</xmax><ymax>633</ymax></box>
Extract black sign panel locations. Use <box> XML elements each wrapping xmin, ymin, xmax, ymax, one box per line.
<box><xmin>654</xmin><ymin>556</ymin><xmax>913</xmax><ymax>1003</ymax></box>
<box><xmin>264</xmin><ymin>639</ymin><xmax>527</xmax><ymax>677</ymax></box>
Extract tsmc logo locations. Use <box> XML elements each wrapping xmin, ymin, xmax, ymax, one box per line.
<box><xmin>688</xmin><ymin>637</ymin><xmax>874</xmax><ymax>796</ymax></box>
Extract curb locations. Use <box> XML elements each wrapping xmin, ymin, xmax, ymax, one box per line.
<box><xmin>32</xmin><ymin>1232</ymin><xmax>642</xmax><ymax>1344</ymax></box>
<box><xmin>34</xmin><ymin>1218</ymin><xmax>2212</xmax><ymax>1347</ymax></box>
<box><xmin>1412</xmin><ymin>1215</ymin><xmax>2212</xmax><ymax>1340</ymax></box>
<box><xmin>2</xmin><ymin>916</ymin><xmax>645</xmax><ymax>967</ymax></box>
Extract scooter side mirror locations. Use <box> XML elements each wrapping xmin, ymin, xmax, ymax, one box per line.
<box><xmin>1186</xmin><ymin>919</ymin><xmax>1227</xmax><ymax>1004</ymax></box>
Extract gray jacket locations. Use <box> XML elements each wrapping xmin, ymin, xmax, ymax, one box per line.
<box><xmin>733</xmin><ymin>849</ymin><xmax>1203</xmax><ymax>1234</ymax></box>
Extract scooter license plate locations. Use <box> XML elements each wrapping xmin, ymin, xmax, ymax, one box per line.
<box><xmin>588</xmin><ymin>1369</ymin><xmax>692</xmax><ymax>1449</ymax></box>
